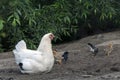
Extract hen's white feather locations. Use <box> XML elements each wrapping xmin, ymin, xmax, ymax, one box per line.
<box><xmin>15</xmin><ymin>40</ymin><xmax>26</xmax><ymax>51</ymax></box>
<box><xmin>13</xmin><ymin>33</ymin><xmax>54</xmax><ymax>73</ymax></box>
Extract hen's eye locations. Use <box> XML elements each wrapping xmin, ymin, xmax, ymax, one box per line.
<box><xmin>49</xmin><ymin>34</ymin><xmax>54</xmax><ymax>40</ymax></box>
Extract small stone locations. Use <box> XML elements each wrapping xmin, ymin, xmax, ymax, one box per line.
<box><xmin>115</xmin><ymin>75</ymin><xmax>120</xmax><ymax>79</ymax></box>
<box><xmin>81</xmin><ymin>75</ymin><xmax>93</xmax><ymax>78</ymax></box>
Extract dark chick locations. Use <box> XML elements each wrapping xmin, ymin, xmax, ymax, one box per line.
<box><xmin>87</xmin><ymin>43</ymin><xmax>98</xmax><ymax>56</ymax></box>
<box><xmin>62</xmin><ymin>51</ymin><xmax>69</xmax><ymax>63</ymax></box>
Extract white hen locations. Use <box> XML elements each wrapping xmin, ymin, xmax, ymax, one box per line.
<box><xmin>13</xmin><ymin>33</ymin><xmax>55</xmax><ymax>73</ymax></box>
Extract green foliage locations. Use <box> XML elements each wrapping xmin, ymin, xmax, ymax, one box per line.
<box><xmin>0</xmin><ymin>0</ymin><xmax>119</xmax><ymax>52</ymax></box>
<box><xmin>0</xmin><ymin>19</ymin><xmax>5</xmax><ymax>30</ymax></box>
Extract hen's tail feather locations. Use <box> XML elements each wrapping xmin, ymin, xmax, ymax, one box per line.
<box><xmin>19</xmin><ymin>63</ymin><xmax>24</xmax><ymax>70</ymax></box>
<box><xmin>15</xmin><ymin>40</ymin><xmax>27</xmax><ymax>51</ymax></box>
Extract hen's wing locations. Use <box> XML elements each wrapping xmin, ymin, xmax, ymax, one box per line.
<box><xmin>14</xmin><ymin>49</ymin><xmax>44</xmax><ymax>64</ymax></box>
<box><xmin>13</xmin><ymin>40</ymin><xmax>43</xmax><ymax>64</ymax></box>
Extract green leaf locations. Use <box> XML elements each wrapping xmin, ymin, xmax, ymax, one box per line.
<box><xmin>0</xmin><ymin>19</ymin><xmax>5</xmax><ymax>30</ymax></box>
<box><xmin>7</xmin><ymin>15</ymin><xmax>14</xmax><ymax>21</ymax></box>
<box><xmin>16</xmin><ymin>9</ymin><xmax>22</xmax><ymax>16</ymax></box>
<box><xmin>0</xmin><ymin>32</ymin><xmax>6</xmax><ymax>37</ymax></box>
<box><xmin>79</xmin><ymin>0</ymin><xmax>82</xmax><ymax>3</ymax></box>
<box><xmin>108</xmin><ymin>12</ymin><xmax>112</xmax><ymax>19</ymax></box>
<box><xmin>94</xmin><ymin>9</ymin><xmax>97</xmax><ymax>14</ymax></box>
<box><xmin>14</xmin><ymin>12</ymin><xmax>20</xmax><ymax>20</ymax></box>
<box><xmin>64</xmin><ymin>16</ymin><xmax>71</xmax><ymax>24</ymax></box>
<box><xmin>100</xmin><ymin>13</ymin><xmax>106</xmax><ymax>20</ymax></box>
<box><xmin>29</xmin><ymin>19</ymin><xmax>32</xmax><ymax>26</ymax></box>
<box><xmin>74</xmin><ymin>18</ymin><xmax>78</xmax><ymax>24</ymax></box>
<box><xmin>12</xmin><ymin>18</ymin><xmax>17</xmax><ymax>27</ymax></box>
<box><xmin>16</xmin><ymin>19</ymin><xmax>21</xmax><ymax>25</ymax></box>
<box><xmin>81</xmin><ymin>13</ymin><xmax>87</xmax><ymax>19</ymax></box>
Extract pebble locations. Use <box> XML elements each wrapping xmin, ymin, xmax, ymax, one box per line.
<box><xmin>81</xmin><ymin>74</ymin><xmax>93</xmax><ymax>78</ymax></box>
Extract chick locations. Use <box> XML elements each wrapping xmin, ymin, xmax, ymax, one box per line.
<box><xmin>53</xmin><ymin>50</ymin><xmax>69</xmax><ymax>65</ymax></box>
<box><xmin>87</xmin><ymin>43</ymin><xmax>98</xmax><ymax>56</ymax></box>
<box><xmin>53</xmin><ymin>50</ymin><xmax>63</xmax><ymax>65</ymax></box>
<box><xmin>104</xmin><ymin>42</ymin><xmax>113</xmax><ymax>56</ymax></box>
<box><xmin>62</xmin><ymin>51</ymin><xmax>69</xmax><ymax>63</ymax></box>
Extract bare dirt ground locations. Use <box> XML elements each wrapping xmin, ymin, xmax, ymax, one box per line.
<box><xmin>1</xmin><ymin>31</ymin><xmax>120</xmax><ymax>80</ymax></box>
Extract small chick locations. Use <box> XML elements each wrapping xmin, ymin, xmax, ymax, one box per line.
<box><xmin>62</xmin><ymin>51</ymin><xmax>69</xmax><ymax>63</ymax></box>
<box><xmin>87</xmin><ymin>43</ymin><xmax>98</xmax><ymax>56</ymax></box>
<box><xmin>104</xmin><ymin>42</ymin><xmax>113</xmax><ymax>56</ymax></box>
<box><xmin>53</xmin><ymin>50</ymin><xmax>63</xmax><ymax>65</ymax></box>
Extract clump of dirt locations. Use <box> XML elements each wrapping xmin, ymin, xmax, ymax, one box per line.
<box><xmin>1</xmin><ymin>31</ymin><xmax>120</xmax><ymax>80</ymax></box>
